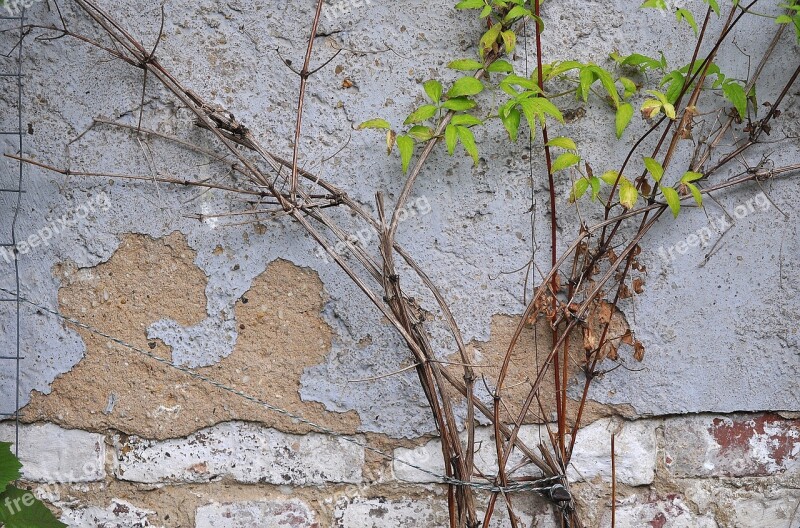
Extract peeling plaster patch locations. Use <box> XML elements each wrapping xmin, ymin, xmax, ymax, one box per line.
<box><xmin>60</xmin><ymin>499</ymin><xmax>163</xmax><ymax>528</ymax></box>
<box><xmin>451</xmin><ymin>314</ymin><xmax>637</xmax><ymax>424</ymax></box>
<box><xmin>22</xmin><ymin>234</ymin><xmax>360</xmax><ymax>439</ymax></box>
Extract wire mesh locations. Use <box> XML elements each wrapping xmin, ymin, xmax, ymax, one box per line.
<box><xmin>0</xmin><ymin>6</ymin><xmax>25</xmax><ymax>457</ymax></box>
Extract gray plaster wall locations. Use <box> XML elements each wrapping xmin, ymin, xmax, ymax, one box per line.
<box><xmin>0</xmin><ymin>0</ymin><xmax>797</xmax><ymax>438</ymax></box>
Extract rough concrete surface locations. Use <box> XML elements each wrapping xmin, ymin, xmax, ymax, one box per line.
<box><xmin>0</xmin><ymin>0</ymin><xmax>797</xmax><ymax>526</ymax></box>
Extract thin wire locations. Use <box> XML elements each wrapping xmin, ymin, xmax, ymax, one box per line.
<box><xmin>0</xmin><ymin>8</ymin><xmax>26</xmax><ymax>458</ymax></box>
<box><xmin>1</xmin><ymin>286</ymin><xmax>563</xmax><ymax>494</ymax></box>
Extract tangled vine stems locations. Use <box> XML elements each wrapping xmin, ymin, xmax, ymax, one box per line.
<box><xmin>12</xmin><ymin>0</ymin><xmax>799</xmax><ymax>527</ymax></box>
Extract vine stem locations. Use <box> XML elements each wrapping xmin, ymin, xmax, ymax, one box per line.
<box><xmin>290</xmin><ymin>0</ymin><xmax>326</xmax><ymax>204</ymax></box>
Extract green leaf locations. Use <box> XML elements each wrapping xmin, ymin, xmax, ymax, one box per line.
<box><xmin>705</xmin><ymin>0</ymin><xmax>720</xmax><ymax>14</ymax></box>
<box><xmin>600</xmin><ymin>170</ymin><xmax>622</xmax><ymax>185</ymax></box>
<box><xmin>589</xmin><ymin>176</ymin><xmax>601</xmax><ymax>199</ymax></box>
<box><xmin>578</xmin><ymin>66</ymin><xmax>598</xmax><ymax>102</ymax></box>
<box><xmin>615</xmin><ymin>102</ymin><xmax>634</xmax><ymax>139</ymax></box>
<box><xmin>680</xmin><ymin>171</ymin><xmax>704</xmax><ymax>183</ymax></box>
<box><xmin>504</xmin><ymin>5</ymin><xmax>530</xmax><ymax>21</ymax></box>
<box><xmin>451</xmin><ymin>114</ymin><xmax>483</xmax><ymax>127</ymax></box>
<box><xmin>456</xmin><ymin>126</ymin><xmax>479</xmax><ymax>165</ymax></box>
<box><xmin>479</xmin><ymin>4</ymin><xmax>492</xmax><ymax>18</ymax></box>
<box><xmin>423</xmin><ymin>80</ymin><xmax>443</xmax><ymax>103</ymax></box>
<box><xmin>445</xmin><ymin>124</ymin><xmax>458</xmax><ymax>155</ymax></box>
<box><xmin>404</xmin><ymin>104</ymin><xmax>438</xmax><ymax>125</ymax></box>
<box><xmin>448</xmin><ymin>59</ymin><xmax>484</xmax><ymax>71</ymax></box>
<box><xmin>663</xmin><ymin>102</ymin><xmax>676</xmax><ymax>119</ymax></box>
<box><xmin>501</xmin><ymin>30</ymin><xmax>516</xmax><ymax>53</ymax></box>
<box><xmin>613</xmin><ymin>52</ymin><xmax>663</xmax><ymax>72</ymax></box>
<box><xmin>641</xmin><ymin>0</ymin><xmax>667</xmax><ymax>8</ymax></box>
<box><xmin>620</xmin><ymin>77</ymin><xmax>638</xmax><ymax>99</ymax></box>
<box><xmin>479</xmin><ymin>24</ymin><xmax>502</xmax><ymax>56</ymax></box>
<box><xmin>676</xmin><ymin>8</ymin><xmax>698</xmax><ymax>35</ymax></box>
<box><xmin>551</xmin><ymin>153</ymin><xmax>581</xmax><ymax>173</ymax></box>
<box><xmin>643</xmin><ymin>157</ymin><xmax>664</xmax><ymax>182</ymax></box>
<box><xmin>662</xmin><ymin>186</ymin><xmax>681</xmax><ymax>217</ymax></box>
<box><xmin>687</xmin><ymin>182</ymin><xmax>703</xmax><ymax>206</ymax></box>
<box><xmin>442</xmin><ymin>97</ymin><xmax>477</xmax><ymax>111</ymax></box>
<box><xmin>396</xmin><ymin>135</ymin><xmax>414</xmax><ymax>174</ymax></box>
<box><xmin>447</xmin><ymin>77</ymin><xmax>484</xmax><ymax>98</ymax></box>
<box><xmin>500</xmin><ymin>107</ymin><xmax>521</xmax><ymax>141</ymax></box>
<box><xmin>0</xmin><ymin>485</ymin><xmax>68</xmax><ymax>528</ymax></box>
<box><xmin>545</xmin><ymin>136</ymin><xmax>577</xmax><ymax>151</ymax></box>
<box><xmin>722</xmin><ymin>80</ymin><xmax>747</xmax><ymax>119</ymax></box>
<box><xmin>455</xmin><ymin>0</ymin><xmax>485</xmax><ymax>8</ymax></box>
<box><xmin>517</xmin><ymin>96</ymin><xmax>564</xmax><ymax>127</ymax></box>
<box><xmin>0</xmin><ymin>443</ymin><xmax>22</xmax><ymax>494</ymax></box>
<box><xmin>486</xmin><ymin>60</ymin><xmax>514</xmax><ymax>73</ymax></box>
<box><xmin>641</xmin><ymin>99</ymin><xmax>663</xmax><ymax>119</ymax></box>
<box><xmin>407</xmin><ymin>125</ymin><xmax>434</xmax><ymax>141</ymax></box>
<box><xmin>619</xmin><ymin>181</ymin><xmax>639</xmax><ymax>209</ymax></box>
<box><xmin>569</xmin><ymin>178</ymin><xmax>590</xmax><ymax>202</ymax></box>
<box><xmin>357</xmin><ymin>118</ymin><xmax>391</xmax><ymax>130</ymax></box>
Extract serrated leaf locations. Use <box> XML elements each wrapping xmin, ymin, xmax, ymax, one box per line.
<box><xmin>386</xmin><ymin>129</ymin><xmax>397</xmax><ymax>155</ymax></box>
<box><xmin>546</xmin><ymin>136</ymin><xmax>577</xmax><ymax>151</ymax></box>
<box><xmin>569</xmin><ymin>178</ymin><xmax>590</xmax><ymax>202</ymax></box>
<box><xmin>619</xmin><ymin>181</ymin><xmax>639</xmax><ymax>209</ymax></box>
<box><xmin>680</xmin><ymin>171</ymin><xmax>704</xmax><ymax>183</ymax></box>
<box><xmin>423</xmin><ymin>80</ymin><xmax>443</xmax><ymax>103</ymax></box>
<box><xmin>643</xmin><ymin>157</ymin><xmax>664</xmax><ymax>182</ymax></box>
<box><xmin>518</xmin><ymin>96</ymin><xmax>564</xmax><ymax>126</ymax></box>
<box><xmin>615</xmin><ymin>102</ymin><xmax>634</xmax><ymax>139</ymax></box>
<box><xmin>662</xmin><ymin>186</ymin><xmax>681</xmax><ymax>217</ymax></box>
<box><xmin>501</xmin><ymin>30</ymin><xmax>516</xmax><ymax>53</ymax></box>
<box><xmin>358</xmin><ymin>118</ymin><xmax>391</xmax><ymax>130</ymax></box>
<box><xmin>687</xmin><ymin>182</ymin><xmax>703</xmax><ymax>206</ymax></box>
<box><xmin>407</xmin><ymin>125</ymin><xmax>434</xmax><ymax>141</ymax></box>
<box><xmin>479</xmin><ymin>24</ymin><xmax>502</xmax><ymax>56</ymax></box>
<box><xmin>0</xmin><ymin>443</ymin><xmax>21</xmax><ymax>494</ymax></box>
<box><xmin>404</xmin><ymin>105</ymin><xmax>438</xmax><ymax>125</ymax></box>
<box><xmin>486</xmin><ymin>60</ymin><xmax>514</xmax><ymax>73</ymax></box>
<box><xmin>501</xmin><ymin>107</ymin><xmax>521</xmax><ymax>141</ymax></box>
<box><xmin>447</xmin><ymin>77</ymin><xmax>484</xmax><ymax>98</ymax></box>
<box><xmin>456</xmin><ymin>126</ymin><xmax>479</xmax><ymax>165</ymax></box>
<box><xmin>448</xmin><ymin>59</ymin><xmax>484</xmax><ymax>71</ymax></box>
<box><xmin>445</xmin><ymin>124</ymin><xmax>458</xmax><ymax>155</ymax></box>
<box><xmin>722</xmin><ymin>80</ymin><xmax>747</xmax><ymax>119</ymax></box>
<box><xmin>396</xmin><ymin>135</ymin><xmax>414</xmax><ymax>174</ymax></box>
<box><xmin>0</xmin><ymin>485</ymin><xmax>68</xmax><ymax>528</ymax></box>
<box><xmin>442</xmin><ymin>97</ymin><xmax>476</xmax><ymax>111</ymax></box>
<box><xmin>451</xmin><ymin>114</ymin><xmax>482</xmax><ymax>127</ymax></box>
<box><xmin>551</xmin><ymin>153</ymin><xmax>581</xmax><ymax>173</ymax></box>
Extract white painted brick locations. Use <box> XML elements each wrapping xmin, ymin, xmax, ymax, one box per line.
<box><xmin>114</xmin><ymin>421</ymin><xmax>363</xmax><ymax>485</ymax></box>
<box><xmin>60</xmin><ymin>499</ymin><xmax>163</xmax><ymax>528</ymax></box>
<box><xmin>334</xmin><ymin>498</ymin><xmax>447</xmax><ymax>527</ymax></box>
<box><xmin>334</xmin><ymin>497</ymin><xmax>555</xmax><ymax>528</ymax></box>
<box><xmin>568</xmin><ymin>418</ymin><xmax>657</xmax><ymax>486</ymax></box>
<box><xmin>195</xmin><ymin>500</ymin><xmax>318</xmax><ymax>528</ymax></box>
<box><xmin>0</xmin><ymin>423</ymin><xmax>105</xmax><ymax>482</ymax></box>
<box><xmin>601</xmin><ymin>495</ymin><xmax>717</xmax><ymax>528</ymax></box>
<box><xmin>394</xmin><ymin>419</ymin><xmax>656</xmax><ymax>487</ymax></box>
<box><xmin>393</xmin><ymin>425</ymin><xmax>547</xmax><ymax>483</ymax></box>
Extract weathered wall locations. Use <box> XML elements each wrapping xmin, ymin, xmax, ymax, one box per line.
<box><xmin>0</xmin><ymin>0</ymin><xmax>798</xmax><ymax>526</ymax></box>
